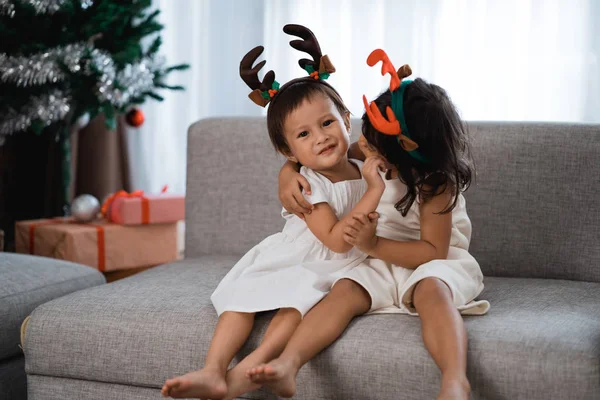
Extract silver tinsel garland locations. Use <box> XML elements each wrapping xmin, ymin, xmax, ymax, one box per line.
<box><xmin>0</xmin><ymin>0</ymin><xmax>94</xmax><ymax>16</ymax></box>
<box><xmin>0</xmin><ymin>0</ymin><xmax>15</xmax><ymax>17</ymax></box>
<box><xmin>0</xmin><ymin>89</ymin><xmax>71</xmax><ymax>137</ymax></box>
<box><xmin>93</xmin><ymin>52</ymin><xmax>165</xmax><ymax>108</ymax></box>
<box><xmin>0</xmin><ymin>43</ymin><xmax>88</xmax><ymax>86</ymax></box>
<box><xmin>0</xmin><ymin>45</ymin><xmax>163</xmax><ymax>136</ymax></box>
<box><xmin>21</xmin><ymin>0</ymin><xmax>67</xmax><ymax>14</ymax></box>
<box><xmin>0</xmin><ymin>44</ymin><xmax>163</xmax><ymax>98</ymax></box>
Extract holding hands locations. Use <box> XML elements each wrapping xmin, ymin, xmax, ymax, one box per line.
<box><xmin>342</xmin><ymin>154</ymin><xmax>386</xmax><ymax>252</ymax></box>
<box><xmin>343</xmin><ymin>212</ymin><xmax>380</xmax><ymax>253</ymax></box>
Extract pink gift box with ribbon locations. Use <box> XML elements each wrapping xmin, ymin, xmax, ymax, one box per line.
<box><xmin>102</xmin><ymin>187</ymin><xmax>185</xmax><ymax>225</ymax></box>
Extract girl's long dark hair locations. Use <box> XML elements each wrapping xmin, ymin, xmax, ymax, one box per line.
<box><xmin>362</xmin><ymin>78</ymin><xmax>474</xmax><ymax>216</ymax></box>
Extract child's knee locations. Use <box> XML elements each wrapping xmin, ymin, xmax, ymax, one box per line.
<box><xmin>412</xmin><ymin>277</ymin><xmax>452</xmax><ymax>307</ymax></box>
<box><xmin>331</xmin><ymin>279</ymin><xmax>371</xmax><ymax>311</ymax></box>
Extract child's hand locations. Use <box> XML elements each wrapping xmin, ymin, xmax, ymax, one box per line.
<box><xmin>362</xmin><ymin>156</ymin><xmax>386</xmax><ymax>192</ymax></box>
<box><xmin>343</xmin><ymin>212</ymin><xmax>379</xmax><ymax>253</ymax></box>
<box><xmin>279</xmin><ymin>167</ymin><xmax>314</xmax><ymax>220</ymax></box>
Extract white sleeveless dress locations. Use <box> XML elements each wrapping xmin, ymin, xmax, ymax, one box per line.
<box><xmin>211</xmin><ymin>159</ymin><xmax>369</xmax><ymax>317</ymax></box>
<box><xmin>338</xmin><ymin>172</ymin><xmax>490</xmax><ymax>316</ymax></box>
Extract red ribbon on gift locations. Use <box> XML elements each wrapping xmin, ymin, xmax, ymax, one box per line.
<box><xmin>101</xmin><ymin>190</ymin><xmax>148</xmax><ymax>224</ymax></box>
<box><xmin>28</xmin><ymin>217</ymin><xmax>107</xmax><ymax>272</ymax></box>
<box><xmin>101</xmin><ymin>185</ymin><xmax>168</xmax><ymax>225</ymax></box>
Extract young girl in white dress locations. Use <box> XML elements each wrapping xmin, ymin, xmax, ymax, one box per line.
<box><xmin>254</xmin><ymin>49</ymin><xmax>490</xmax><ymax>400</ymax></box>
<box><xmin>161</xmin><ymin>25</ymin><xmax>388</xmax><ymax>400</ymax></box>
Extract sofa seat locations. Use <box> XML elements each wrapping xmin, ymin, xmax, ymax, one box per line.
<box><xmin>1</xmin><ymin>252</ymin><xmax>106</xmax><ymax>399</ymax></box>
<box><xmin>22</xmin><ymin>256</ymin><xmax>600</xmax><ymax>400</ymax></box>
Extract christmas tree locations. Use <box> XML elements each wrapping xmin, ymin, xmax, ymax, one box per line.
<box><xmin>0</xmin><ymin>0</ymin><xmax>189</xmax><ymax>206</ymax></box>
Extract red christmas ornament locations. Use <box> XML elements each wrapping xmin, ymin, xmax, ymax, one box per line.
<box><xmin>126</xmin><ymin>108</ymin><xmax>145</xmax><ymax>127</ymax></box>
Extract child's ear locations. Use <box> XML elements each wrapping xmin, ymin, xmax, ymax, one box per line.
<box><xmin>282</xmin><ymin>149</ymin><xmax>298</xmax><ymax>163</ymax></box>
<box><xmin>344</xmin><ymin>111</ymin><xmax>351</xmax><ymax>133</ymax></box>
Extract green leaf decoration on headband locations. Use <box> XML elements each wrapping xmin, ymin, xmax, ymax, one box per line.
<box><xmin>303</xmin><ymin>65</ymin><xmax>330</xmax><ymax>80</ymax></box>
<box><xmin>261</xmin><ymin>80</ymin><xmax>281</xmax><ymax>99</ymax></box>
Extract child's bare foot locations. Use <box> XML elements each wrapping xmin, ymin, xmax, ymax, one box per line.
<box><xmin>222</xmin><ymin>364</ymin><xmax>262</xmax><ymax>400</ymax></box>
<box><xmin>437</xmin><ymin>375</ymin><xmax>470</xmax><ymax>400</ymax></box>
<box><xmin>246</xmin><ymin>358</ymin><xmax>298</xmax><ymax>398</ymax></box>
<box><xmin>161</xmin><ymin>367</ymin><xmax>227</xmax><ymax>399</ymax></box>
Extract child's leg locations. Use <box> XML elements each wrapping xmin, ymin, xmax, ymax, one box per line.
<box><xmin>161</xmin><ymin>311</ymin><xmax>255</xmax><ymax>399</ymax></box>
<box><xmin>247</xmin><ymin>279</ymin><xmax>370</xmax><ymax>398</ymax></box>
<box><xmin>412</xmin><ymin>277</ymin><xmax>470</xmax><ymax>400</ymax></box>
<box><xmin>222</xmin><ymin>308</ymin><xmax>301</xmax><ymax>400</ymax></box>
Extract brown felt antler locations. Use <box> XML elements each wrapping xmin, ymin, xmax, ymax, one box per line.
<box><xmin>283</xmin><ymin>24</ymin><xmax>335</xmax><ymax>78</ymax></box>
<box><xmin>239</xmin><ymin>46</ymin><xmax>277</xmax><ymax>107</ymax></box>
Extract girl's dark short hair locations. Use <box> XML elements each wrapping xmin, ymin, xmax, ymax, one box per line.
<box><xmin>267</xmin><ymin>79</ymin><xmax>349</xmax><ymax>155</ymax></box>
<box><xmin>362</xmin><ymin>78</ymin><xmax>474</xmax><ymax>215</ymax></box>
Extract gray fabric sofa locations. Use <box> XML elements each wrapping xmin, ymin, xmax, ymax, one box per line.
<box><xmin>1</xmin><ymin>253</ymin><xmax>106</xmax><ymax>400</ymax></box>
<box><xmin>21</xmin><ymin>118</ymin><xmax>600</xmax><ymax>400</ymax></box>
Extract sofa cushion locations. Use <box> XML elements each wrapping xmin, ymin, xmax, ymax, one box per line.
<box><xmin>185</xmin><ymin>117</ymin><xmax>285</xmax><ymax>258</ymax></box>
<box><xmin>27</xmin><ymin>375</ymin><xmax>176</xmax><ymax>400</ymax></box>
<box><xmin>24</xmin><ymin>257</ymin><xmax>600</xmax><ymax>399</ymax></box>
<box><xmin>0</xmin><ymin>253</ymin><xmax>106</xmax><ymax>360</ymax></box>
<box><xmin>464</xmin><ymin>122</ymin><xmax>600</xmax><ymax>282</ymax></box>
<box><xmin>185</xmin><ymin>118</ymin><xmax>600</xmax><ymax>283</ymax></box>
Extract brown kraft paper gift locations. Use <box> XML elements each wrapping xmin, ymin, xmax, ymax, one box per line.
<box><xmin>15</xmin><ymin>217</ymin><xmax>178</xmax><ymax>272</ymax></box>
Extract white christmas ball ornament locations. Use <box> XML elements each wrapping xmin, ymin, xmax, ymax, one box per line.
<box><xmin>75</xmin><ymin>112</ymin><xmax>91</xmax><ymax>129</ymax></box>
<box><xmin>71</xmin><ymin>194</ymin><xmax>100</xmax><ymax>222</ymax></box>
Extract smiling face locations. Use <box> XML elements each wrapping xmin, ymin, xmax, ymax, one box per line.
<box><xmin>283</xmin><ymin>94</ymin><xmax>351</xmax><ymax>172</ymax></box>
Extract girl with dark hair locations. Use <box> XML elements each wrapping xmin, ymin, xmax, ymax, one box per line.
<box><xmin>273</xmin><ymin>49</ymin><xmax>489</xmax><ymax>400</ymax></box>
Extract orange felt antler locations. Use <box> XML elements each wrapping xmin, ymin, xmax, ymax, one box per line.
<box><xmin>367</xmin><ymin>49</ymin><xmax>400</xmax><ymax>91</ymax></box>
<box><xmin>362</xmin><ymin>95</ymin><xmax>400</xmax><ymax>135</ymax></box>
<box><xmin>361</xmin><ymin>94</ymin><xmax>419</xmax><ymax>151</ymax></box>
<box><xmin>362</xmin><ymin>49</ymin><xmax>419</xmax><ymax>151</ymax></box>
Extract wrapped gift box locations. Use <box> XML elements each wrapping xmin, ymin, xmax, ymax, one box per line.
<box><xmin>15</xmin><ymin>217</ymin><xmax>178</xmax><ymax>272</ymax></box>
<box><xmin>103</xmin><ymin>191</ymin><xmax>185</xmax><ymax>225</ymax></box>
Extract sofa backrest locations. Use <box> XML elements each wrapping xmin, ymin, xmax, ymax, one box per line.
<box><xmin>186</xmin><ymin>117</ymin><xmax>600</xmax><ymax>283</ymax></box>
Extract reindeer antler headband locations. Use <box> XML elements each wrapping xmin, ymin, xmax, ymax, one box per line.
<box><xmin>362</xmin><ymin>49</ymin><xmax>430</xmax><ymax>163</ymax></box>
<box><xmin>240</xmin><ymin>24</ymin><xmax>336</xmax><ymax>107</ymax></box>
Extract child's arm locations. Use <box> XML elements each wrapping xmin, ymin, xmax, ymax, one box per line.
<box><xmin>303</xmin><ymin>157</ymin><xmax>385</xmax><ymax>254</ymax></box>
<box><xmin>344</xmin><ymin>189</ymin><xmax>453</xmax><ymax>268</ymax></box>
